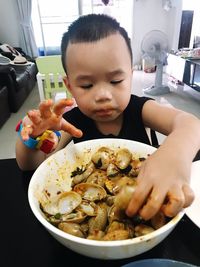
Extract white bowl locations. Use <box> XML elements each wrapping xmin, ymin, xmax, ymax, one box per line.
<box><xmin>28</xmin><ymin>138</ymin><xmax>184</xmax><ymax>260</ymax></box>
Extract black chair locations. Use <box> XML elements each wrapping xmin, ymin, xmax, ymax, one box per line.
<box><xmin>0</xmin><ymin>85</ymin><xmax>10</xmax><ymax>127</ymax></box>
<box><xmin>0</xmin><ymin>63</ymin><xmax>37</xmax><ymax>112</ymax></box>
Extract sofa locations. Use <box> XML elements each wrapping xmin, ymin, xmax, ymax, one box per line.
<box><xmin>0</xmin><ymin>85</ymin><xmax>10</xmax><ymax>128</ymax></box>
<box><xmin>0</xmin><ymin>62</ymin><xmax>38</xmax><ymax>113</ymax></box>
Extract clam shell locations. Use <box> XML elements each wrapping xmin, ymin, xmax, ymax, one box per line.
<box><xmin>73</xmin><ymin>183</ymin><xmax>107</xmax><ymax>201</ymax></box>
<box><xmin>115</xmin><ymin>148</ymin><xmax>132</xmax><ymax>169</ymax></box>
<box><xmin>58</xmin><ymin>191</ymin><xmax>82</xmax><ymax>215</ymax></box>
<box><xmin>91</xmin><ymin>147</ymin><xmax>113</xmax><ymax>170</ymax></box>
<box><xmin>42</xmin><ymin>191</ymin><xmax>82</xmax><ymax>216</ymax></box>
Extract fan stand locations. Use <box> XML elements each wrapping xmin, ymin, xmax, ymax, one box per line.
<box><xmin>143</xmin><ymin>63</ymin><xmax>170</xmax><ymax>96</ymax></box>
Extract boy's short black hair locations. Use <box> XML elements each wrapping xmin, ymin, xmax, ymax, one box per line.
<box><xmin>61</xmin><ymin>14</ymin><xmax>132</xmax><ymax>74</ymax></box>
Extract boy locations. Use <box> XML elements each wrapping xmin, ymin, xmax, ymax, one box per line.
<box><xmin>16</xmin><ymin>14</ymin><xmax>200</xmax><ymax>221</ymax></box>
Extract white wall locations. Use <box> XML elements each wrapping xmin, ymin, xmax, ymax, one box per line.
<box><xmin>132</xmin><ymin>0</ymin><xmax>183</xmax><ymax>65</ymax></box>
<box><xmin>0</xmin><ymin>0</ymin><xmax>20</xmax><ymax>46</ymax></box>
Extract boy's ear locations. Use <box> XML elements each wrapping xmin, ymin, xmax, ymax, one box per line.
<box><xmin>63</xmin><ymin>75</ymin><xmax>72</xmax><ymax>93</ymax></box>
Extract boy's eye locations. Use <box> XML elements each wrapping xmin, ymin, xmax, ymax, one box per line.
<box><xmin>80</xmin><ymin>84</ymin><xmax>93</xmax><ymax>89</ymax></box>
<box><xmin>110</xmin><ymin>80</ymin><xmax>123</xmax><ymax>84</ymax></box>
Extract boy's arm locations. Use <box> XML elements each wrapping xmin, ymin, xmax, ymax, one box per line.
<box><xmin>15</xmin><ymin>131</ymin><xmax>71</xmax><ymax>171</ymax></box>
<box><xmin>143</xmin><ymin>100</ymin><xmax>200</xmax><ymax>159</ymax></box>
<box><xmin>15</xmin><ymin>99</ymin><xmax>82</xmax><ymax>171</ymax></box>
<box><xmin>126</xmin><ymin>100</ymin><xmax>200</xmax><ymax>220</ymax></box>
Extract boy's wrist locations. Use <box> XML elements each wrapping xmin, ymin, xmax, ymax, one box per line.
<box><xmin>35</xmin><ymin>130</ymin><xmax>61</xmax><ymax>153</ymax></box>
<box><xmin>16</xmin><ymin>121</ymin><xmax>61</xmax><ymax>153</ymax></box>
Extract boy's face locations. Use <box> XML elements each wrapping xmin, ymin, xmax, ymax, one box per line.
<box><xmin>65</xmin><ymin>33</ymin><xmax>132</xmax><ymax>123</ymax></box>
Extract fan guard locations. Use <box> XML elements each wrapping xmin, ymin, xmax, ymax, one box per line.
<box><xmin>141</xmin><ymin>30</ymin><xmax>170</xmax><ymax>96</ymax></box>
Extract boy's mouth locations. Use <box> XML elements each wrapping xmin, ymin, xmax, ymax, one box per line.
<box><xmin>94</xmin><ymin>108</ymin><xmax>114</xmax><ymax>117</ymax></box>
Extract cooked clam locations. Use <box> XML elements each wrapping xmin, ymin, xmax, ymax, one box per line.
<box><xmin>88</xmin><ymin>202</ymin><xmax>108</xmax><ymax>234</ymax></box>
<box><xmin>135</xmin><ymin>224</ymin><xmax>154</xmax><ymax>237</ymax></box>
<box><xmin>71</xmin><ymin>162</ymin><xmax>95</xmax><ymax>186</ymax></box>
<box><xmin>61</xmin><ymin>210</ymin><xmax>87</xmax><ymax>223</ymax></box>
<box><xmin>106</xmin><ymin>163</ymin><xmax>120</xmax><ymax>177</ymax></box>
<box><xmin>87</xmin><ymin>230</ymin><xmax>105</xmax><ymax>240</ymax></box>
<box><xmin>91</xmin><ymin>147</ymin><xmax>113</xmax><ymax>170</ymax></box>
<box><xmin>106</xmin><ymin>220</ymin><xmax>125</xmax><ymax>233</ymax></box>
<box><xmin>103</xmin><ymin>229</ymin><xmax>130</xmax><ymax>241</ymax></box>
<box><xmin>129</xmin><ymin>159</ymin><xmax>143</xmax><ymax>177</ymax></box>
<box><xmin>104</xmin><ymin>178</ymin><xmax>120</xmax><ymax>195</ymax></box>
<box><xmin>86</xmin><ymin>169</ymin><xmax>107</xmax><ymax>187</ymax></box>
<box><xmin>73</xmin><ymin>183</ymin><xmax>107</xmax><ymax>201</ymax></box>
<box><xmin>41</xmin><ymin>191</ymin><xmax>82</xmax><ymax>216</ymax></box>
<box><xmin>77</xmin><ymin>200</ymin><xmax>98</xmax><ymax>216</ymax></box>
<box><xmin>58</xmin><ymin>191</ymin><xmax>82</xmax><ymax>215</ymax></box>
<box><xmin>115</xmin><ymin>148</ymin><xmax>132</xmax><ymax>170</ymax></box>
<box><xmin>58</xmin><ymin>222</ymin><xmax>85</xmax><ymax>238</ymax></box>
<box><xmin>108</xmin><ymin>204</ymin><xmax>125</xmax><ymax>223</ymax></box>
<box><xmin>115</xmin><ymin>176</ymin><xmax>136</xmax><ymax>189</ymax></box>
<box><xmin>151</xmin><ymin>211</ymin><xmax>166</xmax><ymax>229</ymax></box>
<box><xmin>105</xmin><ymin>195</ymin><xmax>115</xmax><ymax>206</ymax></box>
<box><xmin>114</xmin><ymin>185</ymin><xmax>136</xmax><ymax>210</ymax></box>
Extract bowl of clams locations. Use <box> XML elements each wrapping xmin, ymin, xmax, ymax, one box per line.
<box><xmin>28</xmin><ymin>138</ymin><xmax>184</xmax><ymax>260</ymax></box>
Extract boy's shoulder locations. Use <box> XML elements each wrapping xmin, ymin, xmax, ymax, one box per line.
<box><xmin>130</xmin><ymin>94</ymin><xmax>152</xmax><ymax>101</ymax></box>
<box><xmin>129</xmin><ymin>94</ymin><xmax>153</xmax><ymax>107</ymax></box>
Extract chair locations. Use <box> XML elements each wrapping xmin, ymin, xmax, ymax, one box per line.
<box><xmin>0</xmin><ymin>85</ymin><xmax>10</xmax><ymax>127</ymax></box>
<box><xmin>36</xmin><ymin>55</ymin><xmax>71</xmax><ymax>101</ymax></box>
<box><xmin>0</xmin><ymin>63</ymin><xmax>37</xmax><ymax>112</ymax></box>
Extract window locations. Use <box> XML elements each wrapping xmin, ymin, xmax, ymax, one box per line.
<box><xmin>32</xmin><ymin>0</ymin><xmax>80</xmax><ymax>55</ymax></box>
<box><xmin>32</xmin><ymin>0</ymin><xmax>133</xmax><ymax>55</ymax></box>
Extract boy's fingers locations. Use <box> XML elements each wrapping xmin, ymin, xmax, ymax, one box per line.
<box><xmin>27</xmin><ymin>110</ymin><xmax>41</xmax><ymax>125</ymax></box>
<box><xmin>138</xmin><ymin>189</ymin><xmax>166</xmax><ymax>220</ymax></box>
<box><xmin>161</xmin><ymin>190</ymin><xmax>185</xmax><ymax>217</ymax></box>
<box><xmin>39</xmin><ymin>99</ymin><xmax>53</xmax><ymax>118</ymax></box>
<box><xmin>182</xmin><ymin>184</ymin><xmax>194</xmax><ymax>208</ymax></box>
<box><xmin>21</xmin><ymin>125</ymin><xmax>33</xmax><ymax>141</ymax></box>
<box><xmin>53</xmin><ymin>99</ymin><xmax>74</xmax><ymax>116</ymax></box>
<box><xmin>61</xmin><ymin>120</ymin><xmax>83</xmax><ymax>138</ymax></box>
<box><xmin>126</xmin><ymin>182</ymin><xmax>151</xmax><ymax>218</ymax></box>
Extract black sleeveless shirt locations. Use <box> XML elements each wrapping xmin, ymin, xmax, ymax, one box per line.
<box><xmin>63</xmin><ymin>94</ymin><xmax>158</xmax><ymax>146</ymax></box>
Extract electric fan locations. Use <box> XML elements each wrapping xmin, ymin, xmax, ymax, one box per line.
<box><xmin>141</xmin><ymin>30</ymin><xmax>170</xmax><ymax>95</ymax></box>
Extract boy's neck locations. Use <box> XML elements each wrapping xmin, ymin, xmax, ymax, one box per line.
<box><xmin>95</xmin><ymin>114</ymin><xmax>123</xmax><ymax>136</ymax></box>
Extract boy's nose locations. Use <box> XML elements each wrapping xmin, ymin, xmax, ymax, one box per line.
<box><xmin>94</xmin><ymin>87</ymin><xmax>112</xmax><ymax>102</ymax></box>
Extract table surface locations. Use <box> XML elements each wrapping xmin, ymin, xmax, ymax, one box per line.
<box><xmin>1</xmin><ymin>158</ymin><xmax>200</xmax><ymax>267</ymax></box>
<box><xmin>186</xmin><ymin>58</ymin><xmax>200</xmax><ymax>65</ymax></box>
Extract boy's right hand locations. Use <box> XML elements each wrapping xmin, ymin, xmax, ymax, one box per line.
<box><xmin>20</xmin><ymin>98</ymin><xmax>83</xmax><ymax>141</ymax></box>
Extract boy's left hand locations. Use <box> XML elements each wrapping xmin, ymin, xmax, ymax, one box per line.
<box><xmin>126</xmin><ymin>150</ymin><xmax>195</xmax><ymax>220</ymax></box>
<box><xmin>21</xmin><ymin>98</ymin><xmax>82</xmax><ymax>140</ymax></box>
